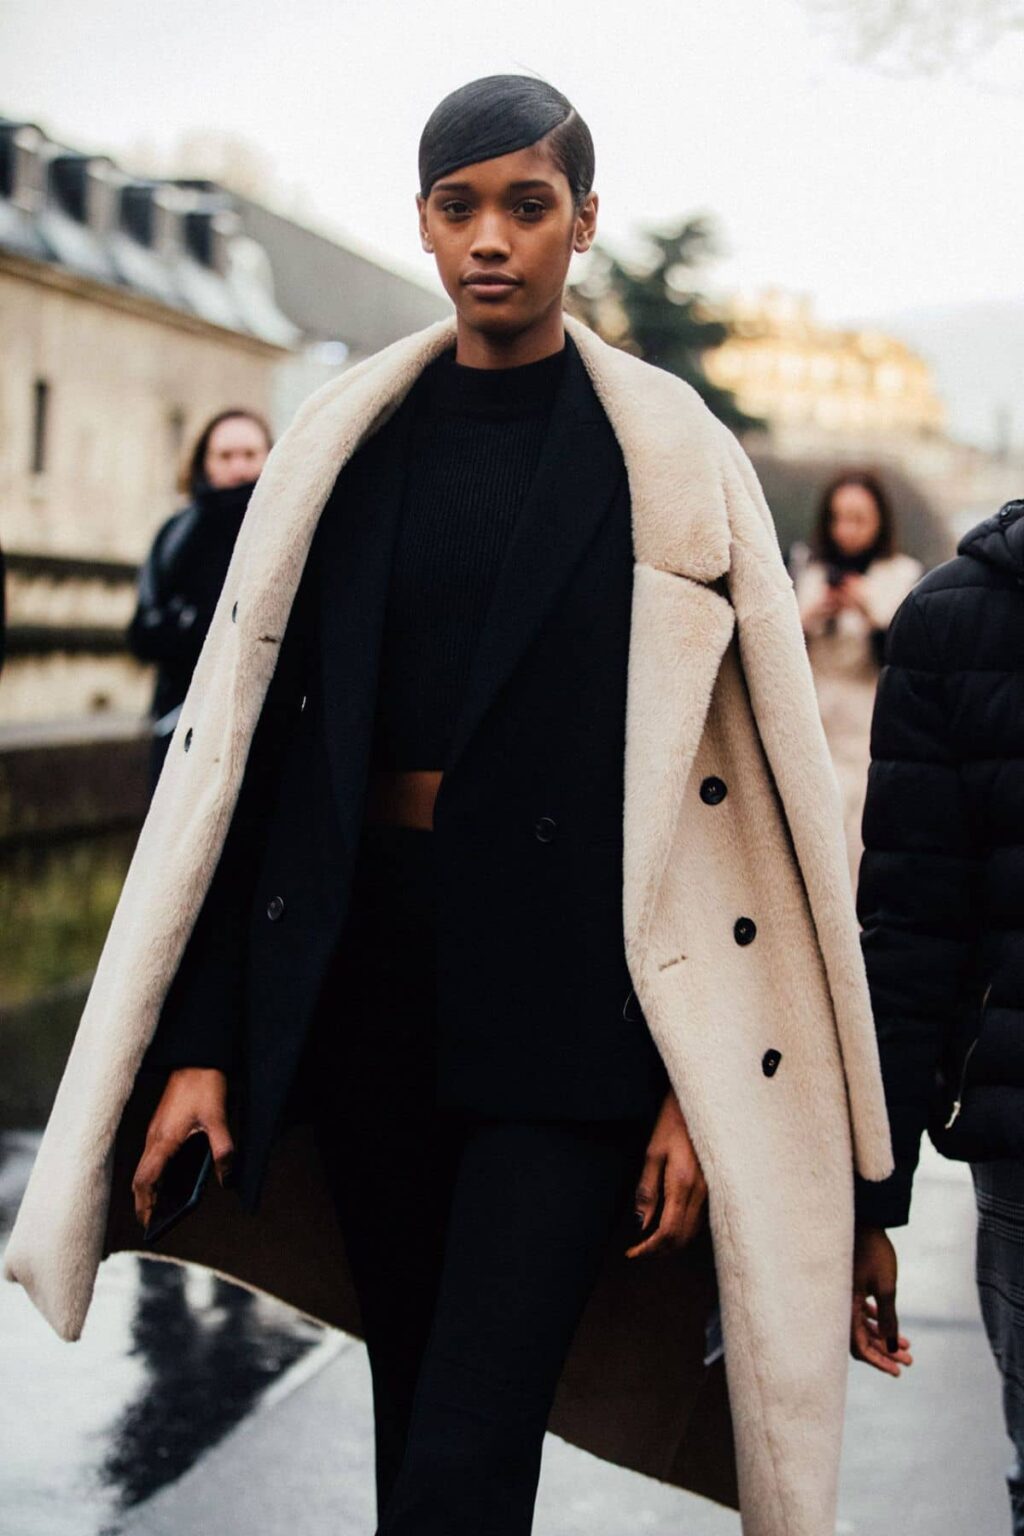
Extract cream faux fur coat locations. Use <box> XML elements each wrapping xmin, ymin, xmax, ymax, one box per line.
<box><xmin>4</xmin><ymin>313</ymin><xmax>892</xmax><ymax>1536</ymax></box>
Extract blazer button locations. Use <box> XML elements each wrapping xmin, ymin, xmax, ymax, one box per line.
<box><xmin>700</xmin><ymin>776</ymin><xmax>727</xmax><ymax>805</ymax></box>
<box><xmin>734</xmin><ymin>916</ymin><xmax>757</xmax><ymax>946</ymax></box>
<box><xmin>534</xmin><ymin>816</ymin><xmax>557</xmax><ymax>844</ymax></box>
<box><xmin>267</xmin><ymin>895</ymin><xmax>285</xmax><ymax>922</ymax></box>
<box><xmin>762</xmin><ymin>1048</ymin><xmax>782</xmax><ymax>1077</ymax></box>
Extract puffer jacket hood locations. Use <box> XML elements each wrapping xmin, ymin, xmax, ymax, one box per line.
<box><xmin>958</xmin><ymin>497</ymin><xmax>1024</xmax><ymax>579</ymax></box>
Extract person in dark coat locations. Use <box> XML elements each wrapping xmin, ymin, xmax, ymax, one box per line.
<box><xmin>128</xmin><ymin>409</ymin><xmax>272</xmax><ymax>785</ymax></box>
<box><xmin>853</xmin><ymin>497</ymin><xmax>1024</xmax><ymax>1530</ymax></box>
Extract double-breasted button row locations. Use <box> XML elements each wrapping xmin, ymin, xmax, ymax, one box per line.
<box><xmin>534</xmin><ymin>815</ymin><xmax>557</xmax><ymax>844</ymax></box>
<box><xmin>700</xmin><ymin>775</ymin><xmax>727</xmax><ymax>806</ymax></box>
<box><xmin>734</xmin><ymin>916</ymin><xmax>757</xmax><ymax>946</ymax></box>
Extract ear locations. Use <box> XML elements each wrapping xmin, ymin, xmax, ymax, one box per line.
<box><xmin>573</xmin><ymin>191</ymin><xmax>599</xmax><ymax>254</ymax></box>
<box><xmin>416</xmin><ymin>193</ymin><xmax>433</xmax><ymax>253</ymax></box>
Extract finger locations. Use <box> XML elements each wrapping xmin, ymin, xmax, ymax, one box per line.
<box><xmin>850</xmin><ymin>1308</ymin><xmax>872</xmax><ymax>1365</ymax></box>
<box><xmin>202</xmin><ymin>1115</ymin><xmax>236</xmax><ymax>1187</ymax></box>
<box><xmin>863</xmin><ymin>1319</ymin><xmax>913</xmax><ymax>1365</ymax></box>
<box><xmin>854</xmin><ymin>1296</ymin><xmax>912</xmax><ymax>1373</ymax></box>
<box><xmin>678</xmin><ymin>1172</ymin><xmax>708</xmax><ymax>1245</ymax></box>
<box><xmin>861</xmin><ymin>1330</ymin><xmax>906</xmax><ymax>1376</ymax></box>
<box><xmin>875</xmin><ymin>1288</ymin><xmax>900</xmax><ymax>1354</ymax></box>
<box><xmin>627</xmin><ymin>1184</ymin><xmax>687</xmax><ymax>1259</ymax></box>
<box><xmin>851</xmin><ymin>1311</ymin><xmax>903</xmax><ymax>1376</ymax></box>
<box><xmin>132</xmin><ymin>1134</ymin><xmax>177</xmax><ymax>1229</ymax></box>
<box><xmin>631</xmin><ymin>1152</ymin><xmax>664</xmax><ymax>1240</ymax></box>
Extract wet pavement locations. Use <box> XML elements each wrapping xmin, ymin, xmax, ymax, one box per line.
<box><xmin>1</xmin><ymin>1130</ymin><xmax>1015</xmax><ymax>1535</ymax></box>
<box><xmin>0</xmin><ymin>1131</ymin><xmax>323</xmax><ymax>1536</ymax></box>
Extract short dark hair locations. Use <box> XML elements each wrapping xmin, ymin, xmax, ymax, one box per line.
<box><xmin>182</xmin><ymin>408</ymin><xmax>273</xmax><ymax>496</ymax></box>
<box><xmin>419</xmin><ymin>74</ymin><xmax>595</xmax><ymax>209</ymax></box>
<box><xmin>812</xmin><ymin>470</ymin><xmax>896</xmax><ymax>562</ymax></box>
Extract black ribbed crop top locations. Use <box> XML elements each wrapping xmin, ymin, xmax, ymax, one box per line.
<box><xmin>370</xmin><ymin>342</ymin><xmax>566</xmax><ymax>771</ymax></box>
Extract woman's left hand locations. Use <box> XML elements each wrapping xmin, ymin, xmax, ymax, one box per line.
<box><xmin>626</xmin><ymin>1089</ymin><xmax>707</xmax><ymax>1258</ymax></box>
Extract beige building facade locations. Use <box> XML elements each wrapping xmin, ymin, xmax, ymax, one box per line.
<box><xmin>0</xmin><ymin>114</ymin><xmax>448</xmax><ymax>732</ymax></box>
<box><xmin>0</xmin><ymin>252</ymin><xmax>282</xmax><ymax>564</ymax></box>
<box><xmin>705</xmin><ymin>289</ymin><xmax>1023</xmax><ymax>536</ymax></box>
<box><xmin>704</xmin><ymin>289</ymin><xmax>946</xmax><ymax>448</ymax></box>
<box><xmin>0</xmin><ymin>251</ymin><xmax>284</xmax><ymax>725</ymax></box>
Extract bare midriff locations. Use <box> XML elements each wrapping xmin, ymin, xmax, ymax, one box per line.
<box><xmin>364</xmin><ymin>768</ymin><xmax>443</xmax><ymax>831</ymax></box>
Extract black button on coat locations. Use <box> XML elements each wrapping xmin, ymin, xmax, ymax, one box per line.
<box><xmin>734</xmin><ymin>917</ymin><xmax>757</xmax><ymax>946</ymax></box>
<box><xmin>855</xmin><ymin>500</ymin><xmax>1024</xmax><ymax>1227</ymax></box>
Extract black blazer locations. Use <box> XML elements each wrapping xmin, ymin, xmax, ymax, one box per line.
<box><xmin>147</xmin><ymin>336</ymin><xmax>666</xmax><ymax>1209</ymax></box>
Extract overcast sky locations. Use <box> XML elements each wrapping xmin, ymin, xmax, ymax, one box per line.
<box><xmin>2</xmin><ymin>0</ymin><xmax>1023</xmax><ymax>326</ymax></box>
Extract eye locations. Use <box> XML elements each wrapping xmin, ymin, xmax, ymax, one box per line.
<box><xmin>441</xmin><ymin>199</ymin><xmax>471</xmax><ymax>219</ymax></box>
<box><xmin>515</xmin><ymin>199</ymin><xmax>546</xmax><ymax>220</ymax></box>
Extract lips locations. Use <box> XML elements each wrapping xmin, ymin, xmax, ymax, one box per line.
<box><xmin>463</xmin><ymin>273</ymin><xmax>521</xmax><ymax>288</ymax></box>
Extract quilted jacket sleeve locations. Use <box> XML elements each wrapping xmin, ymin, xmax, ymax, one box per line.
<box><xmin>854</xmin><ymin>589</ymin><xmax>980</xmax><ymax>1226</ymax></box>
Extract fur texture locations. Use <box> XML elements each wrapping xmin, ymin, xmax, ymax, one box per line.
<box><xmin>4</xmin><ymin>313</ymin><xmax>892</xmax><ymax>1536</ymax></box>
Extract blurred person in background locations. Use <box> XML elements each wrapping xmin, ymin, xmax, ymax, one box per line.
<box><xmin>794</xmin><ymin>470</ymin><xmax>922</xmax><ymax>887</ymax></box>
<box><xmin>128</xmin><ymin>409</ymin><xmax>272</xmax><ymax>785</ymax></box>
<box><xmin>7</xmin><ymin>75</ymin><xmax>897</xmax><ymax>1536</ymax></box>
<box><xmin>852</xmin><ymin>497</ymin><xmax>1024</xmax><ymax>1534</ymax></box>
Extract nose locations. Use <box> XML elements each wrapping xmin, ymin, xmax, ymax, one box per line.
<box><xmin>469</xmin><ymin>210</ymin><xmax>512</xmax><ymax>261</ymax></box>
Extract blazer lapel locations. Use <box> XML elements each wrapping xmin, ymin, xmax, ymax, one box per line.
<box><xmin>444</xmin><ymin>336</ymin><xmax>626</xmax><ymax>778</ymax></box>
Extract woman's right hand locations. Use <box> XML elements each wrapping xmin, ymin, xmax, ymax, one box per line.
<box><xmin>132</xmin><ymin>1067</ymin><xmax>235</xmax><ymax>1232</ymax></box>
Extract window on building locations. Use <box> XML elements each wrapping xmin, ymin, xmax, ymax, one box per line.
<box><xmin>31</xmin><ymin>378</ymin><xmax>50</xmax><ymax>474</ymax></box>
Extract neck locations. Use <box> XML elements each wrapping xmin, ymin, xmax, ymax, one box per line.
<box><xmin>454</xmin><ymin>303</ymin><xmax>566</xmax><ymax>370</ymax></box>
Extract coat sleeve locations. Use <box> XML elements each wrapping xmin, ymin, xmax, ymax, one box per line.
<box><xmin>127</xmin><ymin>513</ymin><xmax>209</xmax><ymax>668</ymax></box>
<box><xmin>854</xmin><ymin>588</ymin><xmax>981</xmax><ymax>1227</ymax></box>
<box><xmin>142</xmin><ymin>550</ymin><xmax>318</xmax><ymax>1075</ymax></box>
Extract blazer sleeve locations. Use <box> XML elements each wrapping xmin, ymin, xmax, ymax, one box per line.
<box><xmin>142</xmin><ymin>551</ymin><xmax>318</xmax><ymax>1075</ymax></box>
<box><xmin>853</xmin><ymin>589</ymin><xmax>980</xmax><ymax>1227</ymax></box>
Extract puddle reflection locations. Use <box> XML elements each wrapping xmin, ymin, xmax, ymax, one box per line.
<box><xmin>101</xmin><ymin>1258</ymin><xmax>320</xmax><ymax>1511</ymax></box>
<box><xmin>1</xmin><ymin>1132</ymin><xmax>323</xmax><ymax>1531</ymax></box>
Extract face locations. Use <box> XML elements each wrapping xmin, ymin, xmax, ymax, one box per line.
<box><xmin>203</xmin><ymin>415</ymin><xmax>270</xmax><ymax>489</ymax></box>
<box><xmin>417</xmin><ymin>139</ymin><xmax>597</xmax><ymax>345</ymax></box>
<box><xmin>829</xmin><ymin>482</ymin><xmax>882</xmax><ymax>557</ymax></box>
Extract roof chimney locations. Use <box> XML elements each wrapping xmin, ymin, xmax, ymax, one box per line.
<box><xmin>0</xmin><ymin>123</ymin><xmax>45</xmax><ymax>212</ymax></box>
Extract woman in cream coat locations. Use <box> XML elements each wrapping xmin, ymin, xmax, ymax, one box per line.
<box><xmin>794</xmin><ymin>472</ymin><xmax>923</xmax><ymax>889</ymax></box>
<box><xmin>6</xmin><ymin>76</ymin><xmax>900</xmax><ymax>1536</ymax></box>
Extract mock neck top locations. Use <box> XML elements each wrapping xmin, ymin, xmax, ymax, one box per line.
<box><xmin>419</xmin><ymin>342</ymin><xmax>568</xmax><ymax>419</ymax></box>
<box><xmin>370</xmin><ymin>342</ymin><xmax>568</xmax><ymax>772</ymax></box>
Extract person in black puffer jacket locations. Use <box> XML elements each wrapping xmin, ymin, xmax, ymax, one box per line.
<box><xmin>852</xmin><ymin>497</ymin><xmax>1024</xmax><ymax>1531</ymax></box>
<box><xmin>128</xmin><ymin>409</ymin><xmax>272</xmax><ymax>787</ymax></box>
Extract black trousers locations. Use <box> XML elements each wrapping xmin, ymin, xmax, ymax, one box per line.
<box><xmin>302</xmin><ymin>824</ymin><xmax>653</xmax><ymax>1535</ymax></box>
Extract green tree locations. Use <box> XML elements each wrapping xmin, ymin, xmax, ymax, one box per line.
<box><xmin>571</xmin><ymin>215</ymin><xmax>763</xmax><ymax>436</ymax></box>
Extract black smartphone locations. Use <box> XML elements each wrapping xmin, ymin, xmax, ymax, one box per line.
<box><xmin>142</xmin><ymin>1133</ymin><xmax>213</xmax><ymax>1247</ymax></box>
